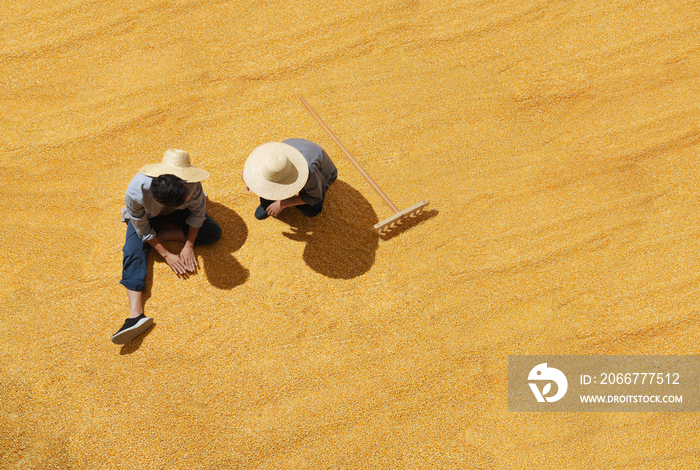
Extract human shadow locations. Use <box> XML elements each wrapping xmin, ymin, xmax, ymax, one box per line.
<box><xmin>199</xmin><ymin>200</ymin><xmax>250</xmax><ymax>289</ymax></box>
<box><xmin>142</xmin><ymin>200</ymin><xmax>249</xmax><ymax>299</ymax></box>
<box><xmin>119</xmin><ymin>202</ymin><xmax>247</xmax><ymax>351</ymax></box>
<box><xmin>119</xmin><ymin>323</ymin><xmax>156</xmax><ymax>355</ymax></box>
<box><xmin>143</xmin><ymin>254</ymin><xmax>155</xmax><ymax>304</ymax></box>
<box><xmin>276</xmin><ymin>180</ymin><xmax>379</xmax><ymax>279</ymax></box>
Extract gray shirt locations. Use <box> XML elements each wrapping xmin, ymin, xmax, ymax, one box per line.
<box><xmin>284</xmin><ymin>138</ymin><xmax>338</xmax><ymax>206</ymax></box>
<box><xmin>124</xmin><ymin>172</ymin><xmax>206</xmax><ymax>242</ymax></box>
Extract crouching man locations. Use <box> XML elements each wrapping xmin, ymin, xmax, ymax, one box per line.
<box><xmin>112</xmin><ymin>149</ymin><xmax>222</xmax><ymax>344</ymax></box>
<box><xmin>242</xmin><ymin>138</ymin><xmax>337</xmax><ymax>219</ymax></box>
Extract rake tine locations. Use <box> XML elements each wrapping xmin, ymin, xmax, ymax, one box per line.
<box><xmin>372</xmin><ymin>199</ymin><xmax>430</xmax><ymax>233</ymax></box>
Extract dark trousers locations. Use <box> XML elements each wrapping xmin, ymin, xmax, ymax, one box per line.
<box><xmin>120</xmin><ymin>209</ymin><xmax>222</xmax><ymax>292</ymax></box>
<box><xmin>259</xmin><ymin>197</ymin><xmax>323</xmax><ymax>217</ymax></box>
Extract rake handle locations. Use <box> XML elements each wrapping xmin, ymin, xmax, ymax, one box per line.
<box><xmin>298</xmin><ymin>95</ymin><xmax>400</xmax><ymax>213</ymax></box>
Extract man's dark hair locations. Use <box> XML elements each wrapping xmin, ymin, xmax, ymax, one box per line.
<box><xmin>151</xmin><ymin>174</ymin><xmax>188</xmax><ymax>207</ymax></box>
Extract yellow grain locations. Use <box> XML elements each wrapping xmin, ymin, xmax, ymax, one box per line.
<box><xmin>1</xmin><ymin>0</ymin><xmax>699</xmax><ymax>468</ymax></box>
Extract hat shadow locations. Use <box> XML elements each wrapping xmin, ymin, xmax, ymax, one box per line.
<box><xmin>276</xmin><ymin>180</ymin><xmax>379</xmax><ymax>279</ymax></box>
<box><xmin>199</xmin><ymin>200</ymin><xmax>250</xmax><ymax>289</ymax></box>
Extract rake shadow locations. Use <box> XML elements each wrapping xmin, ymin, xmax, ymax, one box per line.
<box><xmin>378</xmin><ymin>208</ymin><xmax>439</xmax><ymax>241</ymax></box>
<box><xmin>276</xmin><ymin>180</ymin><xmax>380</xmax><ymax>279</ymax></box>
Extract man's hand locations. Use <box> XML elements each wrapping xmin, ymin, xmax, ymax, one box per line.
<box><xmin>266</xmin><ymin>200</ymin><xmax>285</xmax><ymax>217</ymax></box>
<box><xmin>149</xmin><ymin>234</ymin><xmax>197</xmax><ymax>276</ymax></box>
<box><xmin>180</xmin><ymin>243</ymin><xmax>198</xmax><ymax>272</ymax></box>
<box><xmin>266</xmin><ymin>196</ymin><xmax>305</xmax><ymax>217</ymax></box>
<box><xmin>164</xmin><ymin>252</ymin><xmax>190</xmax><ymax>275</ymax></box>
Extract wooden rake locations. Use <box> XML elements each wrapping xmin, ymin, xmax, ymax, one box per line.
<box><xmin>298</xmin><ymin>95</ymin><xmax>430</xmax><ymax>234</ymax></box>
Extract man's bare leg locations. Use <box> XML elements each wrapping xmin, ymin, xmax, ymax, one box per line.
<box><xmin>127</xmin><ymin>289</ymin><xmax>144</xmax><ymax>319</ymax></box>
<box><xmin>124</xmin><ymin>228</ymin><xmax>186</xmax><ymax>319</ymax></box>
<box><xmin>114</xmin><ymin>289</ymin><xmax>154</xmax><ymax>344</ymax></box>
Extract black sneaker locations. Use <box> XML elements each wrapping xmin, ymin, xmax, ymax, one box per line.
<box><xmin>111</xmin><ymin>314</ymin><xmax>154</xmax><ymax>344</ymax></box>
<box><xmin>254</xmin><ymin>205</ymin><xmax>269</xmax><ymax>220</ymax></box>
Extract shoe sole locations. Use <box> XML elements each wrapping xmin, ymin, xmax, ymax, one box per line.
<box><xmin>111</xmin><ymin>317</ymin><xmax>154</xmax><ymax>345</ymax></box>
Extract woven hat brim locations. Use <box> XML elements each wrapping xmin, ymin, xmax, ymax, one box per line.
<box><xmin>243</xmin><ymin>143</ymin><xmax>309</xmax><ymax>200</ymax></box>
<box><xmin>140</xmin><ymin>164</ymin><xmax>210</xmax><ymax>183</ymax></box>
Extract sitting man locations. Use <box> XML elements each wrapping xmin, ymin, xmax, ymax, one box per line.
<box><xmin>242</xmin><ymin>138</ymin><xmax>337</xmax><ymax>219</ymax></box>
<box><xmin>112</xmin><ymin>149</ymin><xmax>222</xmax><ymax>344</ymax></box>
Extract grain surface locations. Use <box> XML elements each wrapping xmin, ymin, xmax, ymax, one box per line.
<box><xmin>1</xmin><ymin>0</ymin><xmax>699</xmax><ymax>468</ymax></box>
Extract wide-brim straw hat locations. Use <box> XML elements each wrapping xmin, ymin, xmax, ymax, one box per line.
<box><xmin>242</xmin><ymin>142</ymin><xmax>309</xmax><ymax>200</ymax></box>
<box><xmin>140</xmin><ymin>149</ymin><xmax>210</xmax><ymax>183</ymax></box>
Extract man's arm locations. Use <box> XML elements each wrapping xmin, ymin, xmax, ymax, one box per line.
<box><xmin>179</xmin><ymin>226</ymin><xmax>199</xmax><ymax>272</ymax></box>
<box><xmin>185</xmin><ymin>183</ymin><xmax>206</xmax><ymax>228</ymax></box>
<box><xmin>266</xmin><ymin>196</ymin><xmax>305</xmax><ymax>217</ymax></box>
<box><xmin>126</xmin><ymin>197</ymin><xmax>158</xmax><ymax>242</ymax></box>
<box><xmin>177</xmin><ymin>183</ymin><xmax>206</xmax><ymax>271</ymax></box>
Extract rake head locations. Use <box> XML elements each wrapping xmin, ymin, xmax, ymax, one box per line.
<box><xmin>373</xmin><ymin>200</ymin><xmax>430</xmax><ymax>234</ymax></box>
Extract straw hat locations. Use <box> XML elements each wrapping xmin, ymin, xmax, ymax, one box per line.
<box><xmin>140</xmin><ymin>149</ymin><xmax>210</xmax><ymax>182</ymax></box>
<box><xmin>242</xmin><ymin>142</ymin><xmax>309</xmax><ymax>200</ymax></box>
